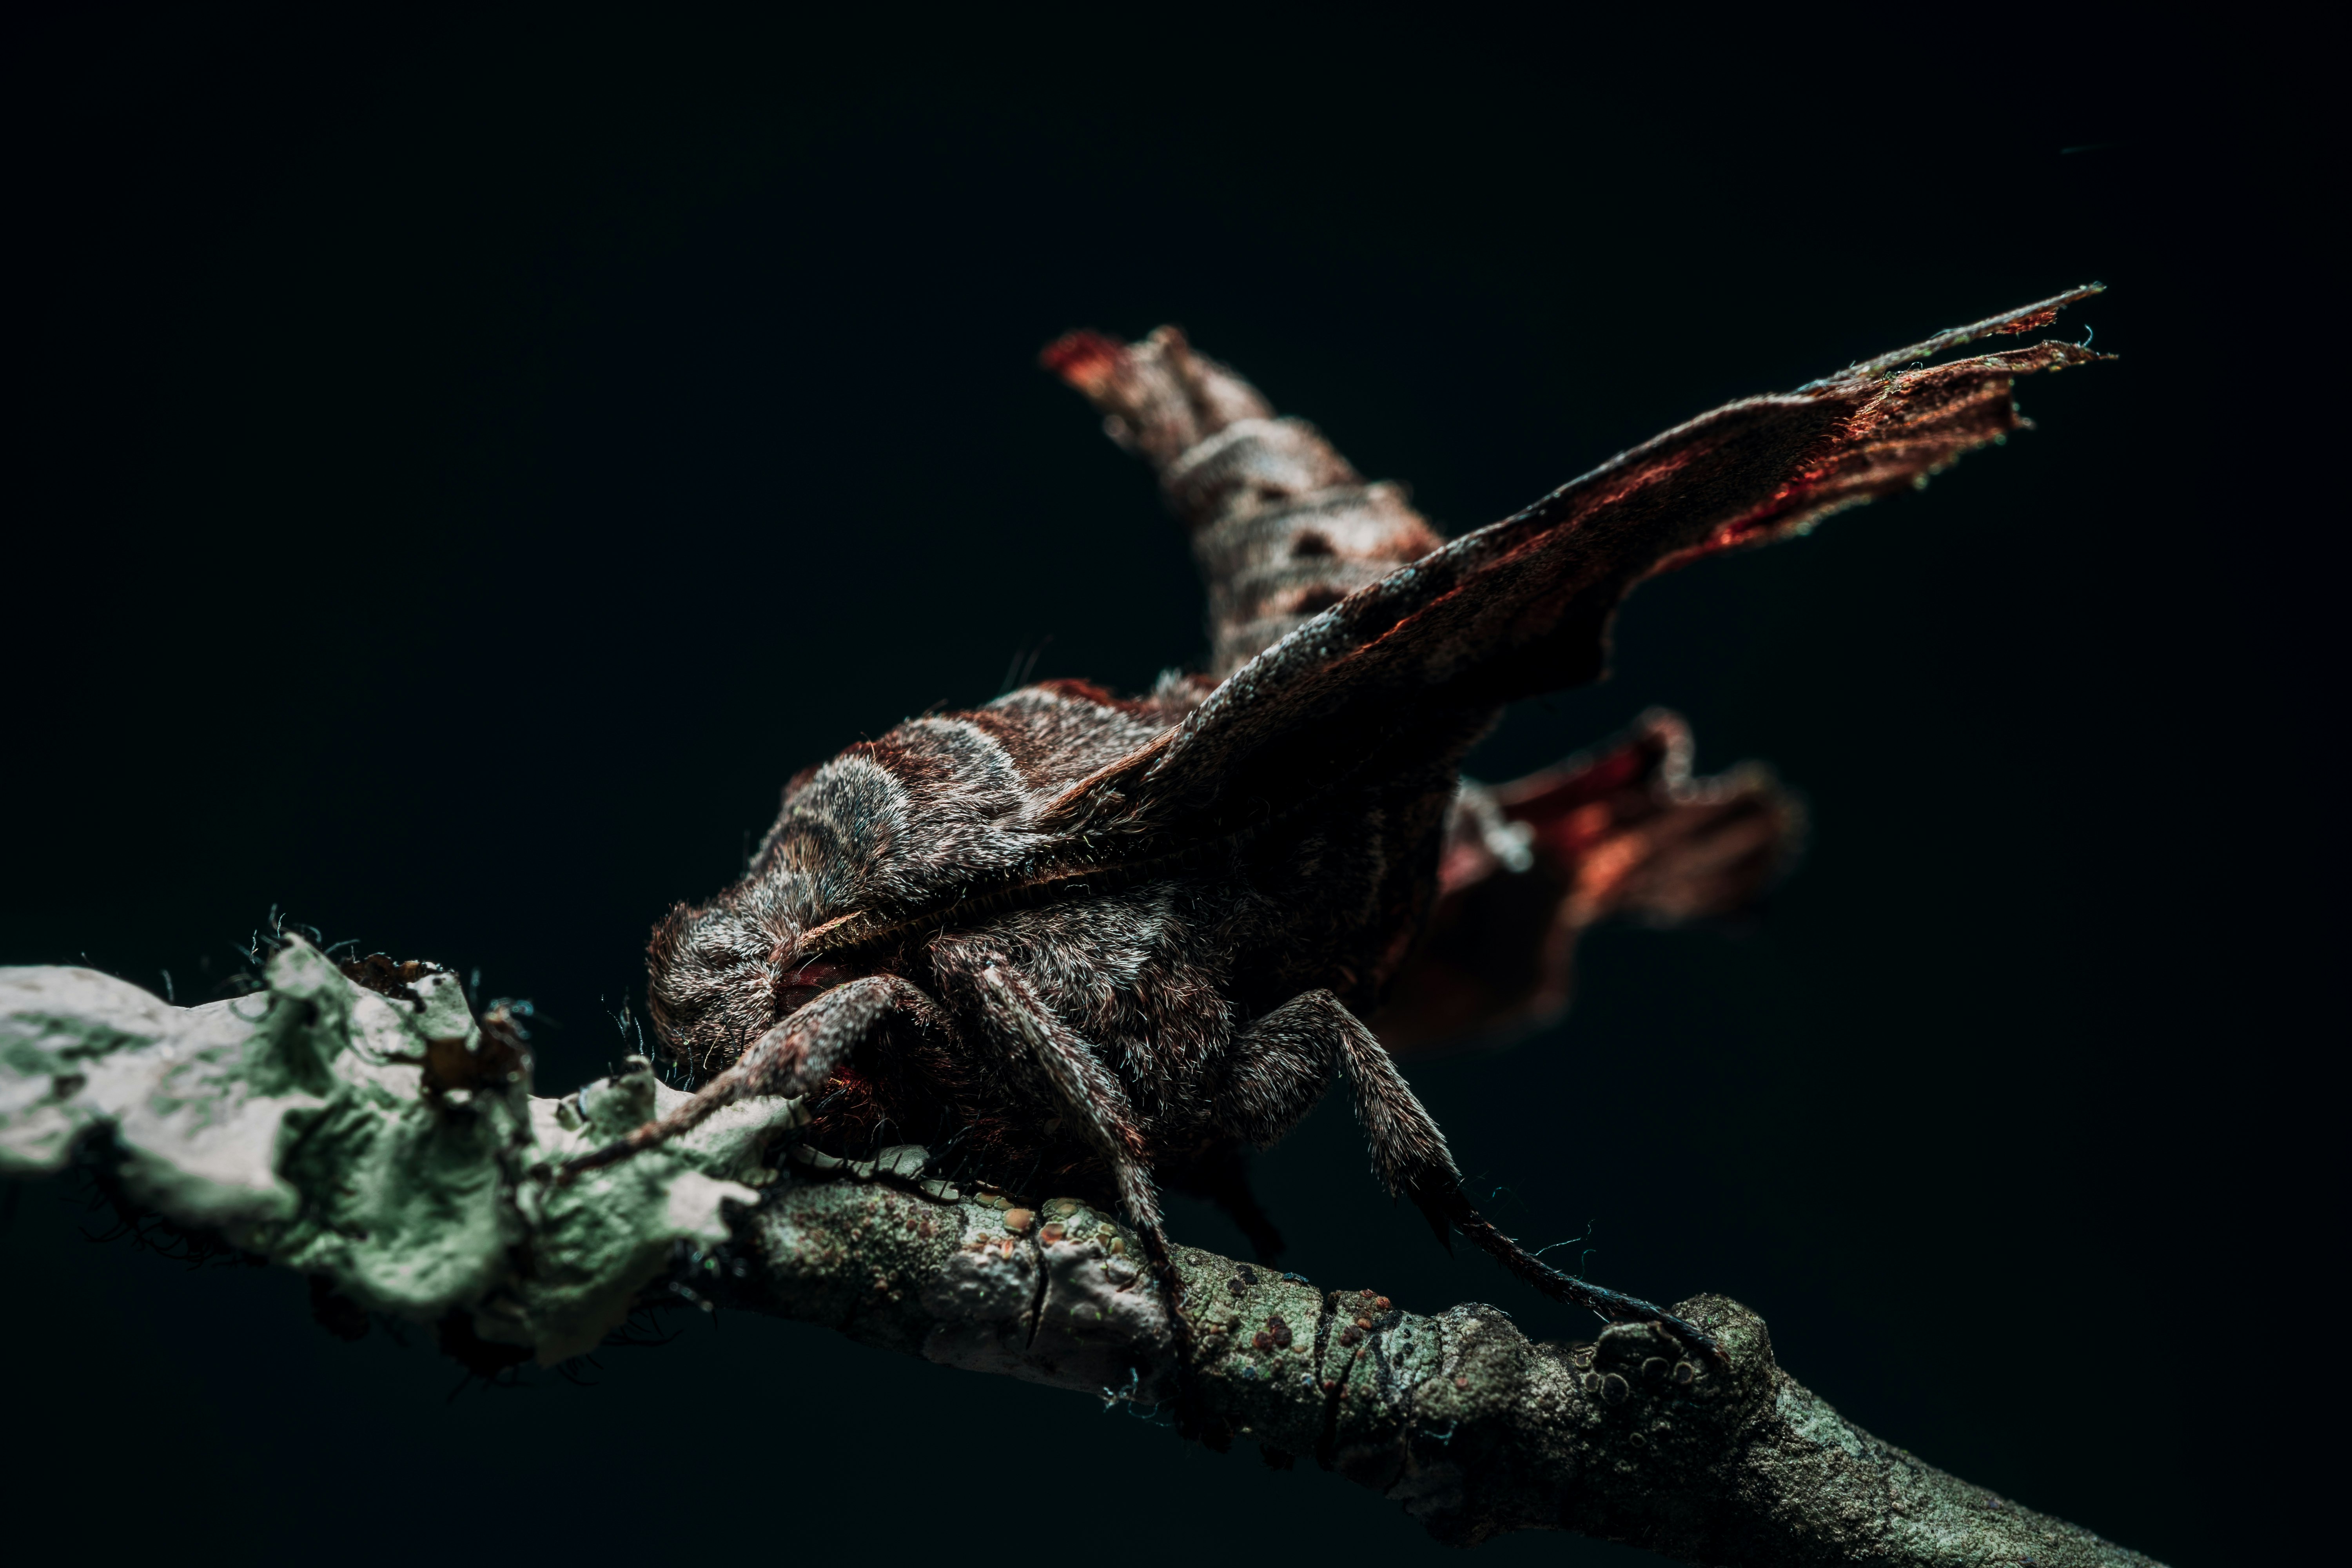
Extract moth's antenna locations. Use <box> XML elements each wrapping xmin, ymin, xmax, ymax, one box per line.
<box><xmin>997</xmin><ymin>635</ymin><xmax>1054</xmax><ymax>697</ymax></box>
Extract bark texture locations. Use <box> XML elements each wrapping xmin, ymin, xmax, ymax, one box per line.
<box><xmin>3</xmin><ymin>947</ymin><xmax>2162</xmax><ymax>1566</ymax></box>
<box><xmin>725</xmin><ymin>1169</ymin><xmax>2161</xmax><ymax>1564</ymax></box>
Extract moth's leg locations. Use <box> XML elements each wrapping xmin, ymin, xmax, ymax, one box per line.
<box><xmin>563</xmin><ymin>974</ymin><xmax>948</xmax><ymax>1177</ymax></box>
<box><xmin>1295</xmin><ymin>987</ymin><xmax>1724</xmax><ymax>1358</ymax></box>
<box><xmin>970</xmin><ymin>963</ymin><xmax>1159</xmax><ymax>1232</ymax></box>
<box><xmin>968</xmin><ymin>961</ymin><xmax>1220</xmax><ymax>1429</ymax></box>
<box><xmin>1171</xmin><ymin>986</ymin><xmax>1359</xmax><ymax>1262</ymax></box>
<box><xmin>1222</xmin><ymin>988</ymin><xmax>1346</xmax><ymax>1149</ymax></box>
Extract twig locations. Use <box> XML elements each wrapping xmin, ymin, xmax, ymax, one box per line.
<box><xmin>0</xmin><ymin>946</ymin><xmax>2163</xmax><ymax>1565</ymax></box>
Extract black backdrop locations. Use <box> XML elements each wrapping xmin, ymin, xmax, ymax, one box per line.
<box><xmin>4</xmin><ymin>11</ymin><xmax>2326</xmax><ymax>1566</ymax></box>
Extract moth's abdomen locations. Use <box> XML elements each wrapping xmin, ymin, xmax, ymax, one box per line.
<box><xmin>1045</xmin><ymin>328</ymin><xmax>1443</xmax><ymax>677</ymax></box>
<box><xmin>1177</xmin><ymin>437</ymin><xmax>1437</xmax><ymax>676</ymax></box>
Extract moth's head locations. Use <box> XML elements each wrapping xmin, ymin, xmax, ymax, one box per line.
<box><xmin>645</xmin><ymin>870</ymin><xmax>862</xmax><ymax>1082</ymax></box>
<box><xmin>647</xmin><ymin>758</ymin><xmax>883</xmax><ymax>1078</ymax></box>
<box><xmin>644</xmin><ymin>897</ymin><xmax>784</xmax><ymax>1080</ymax></box>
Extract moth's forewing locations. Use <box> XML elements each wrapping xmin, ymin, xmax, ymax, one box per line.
<box><xmin>1040</xmin><ymin>290</ymin><xmax>2109</xmax><ymax>847</ymax></box>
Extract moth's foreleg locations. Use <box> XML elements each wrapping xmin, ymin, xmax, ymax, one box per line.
<box><xmin>562</xmin><ymin>974</ymin><xmax>947</xmax><ymax>1178</ymax></box>
<box><xmin>1309</xmin><ymin>987</ymin><xmax>1725</xmax><ymax>1359</ymax></box>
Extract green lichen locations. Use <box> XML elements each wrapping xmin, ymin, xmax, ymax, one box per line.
<box><xmin>0</xmin><ymin>938</ymin><xmax>803</xmax><ymax>1363</ymax></box>
<box><xmin>5</xmin><ymin>947</ymin><xmax>2174</xmax><ymax>1563</ymax></box>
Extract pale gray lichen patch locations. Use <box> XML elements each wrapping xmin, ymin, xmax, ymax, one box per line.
<box><xmin>497</xmin><ymin>1057</ymin><xmax>804</xmax><ymax>1360</ymax></box>
<box><xmin>1</xmin><ymin>940</ymin><xmax>802</xmax><ymax>1362</ymax></box>
<box><xmin>0</xmin><ymin>966</ymin><xmax>183</xmax><ymax>1159</ymax></box>
<box><xmin>0</xmin><ymin>960</ymin><xmax>329</xmax><ymax>1226</ymax></box>
<box><xmin>916</xmin><ymin>1194</ymin><xmax>1045</xmax><ymax>1376</ymax></box>
<box><xmin>1026</xmin><ymin>1197</ymin><xmax>1169</xmax><ymax>1398</ymax></box>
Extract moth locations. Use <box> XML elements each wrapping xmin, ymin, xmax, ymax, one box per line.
<box><xmin>572</xmin><ymin>287</ymin><xmax>2108</xmax><ymax>1355</ymax></box>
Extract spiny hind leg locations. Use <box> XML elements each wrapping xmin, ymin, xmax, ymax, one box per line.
<box><xmin>1173</xmin><ymin>986</ymin><xmax>1365</xmax><ymax>1262</ymax></box>
<box><xmin>1221</xmin><ymin>989</ymin><xmax>1347</xmax><ymax>1150</ymax></box>
<box><xmin>1297</xmin><ymin>987</ymin><xmax>1723</xmax><ymax>1358</ymax></box>
<box><xmin>564</xmin><ymin>974</ymin><xmax>949</xmax><ymax>1176</ymax></box>
<box><xmin>1413</xmin><ymin>1187</ymin><xmax>1720</xmax><ymax>1360</ymax></box>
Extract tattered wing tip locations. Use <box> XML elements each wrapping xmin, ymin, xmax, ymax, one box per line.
<box><xmin>1820</xmin><ymin>281</ymin><xmax>2109</xmax><ymax>387</ymax></box>
<box><xmin>1040</xmin><ymin>329</ymin><xmax>1127</xmax><ymax>393</ymax></box>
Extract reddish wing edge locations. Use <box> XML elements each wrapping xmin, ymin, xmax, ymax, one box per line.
<box><xmin>1374</xmin><ymin>710</ymin><xmax>1802</xmax><ymax>1053</ymax></box>
<box><xmin>1041</xmin><ymin>286</ymin><xmax>2110</xmax><ymax>838</ymax></box>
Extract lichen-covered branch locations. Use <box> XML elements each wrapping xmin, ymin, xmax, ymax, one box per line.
<box><xmin>2</xmin><ymin>944</ymin><xmax>2161</xmax><ymax>1566</ymax></box>
<box><xmin>726</xmin><ymin>1178</ymin><xmax>2159</xmax><ymax>1564</ymax></box>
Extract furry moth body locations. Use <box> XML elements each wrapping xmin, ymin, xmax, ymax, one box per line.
<box><xmin>579</xmin><ymin>288</ymin><xmax>2111</xmax><ymax>1356</ymax></box>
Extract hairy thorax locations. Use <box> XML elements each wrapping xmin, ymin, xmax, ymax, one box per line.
<box><xmin>644</xmin><ymin>675</ymin><xmax>1450</xmax><ymax>1197</ymax></box>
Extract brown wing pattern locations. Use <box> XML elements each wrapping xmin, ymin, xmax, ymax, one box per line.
<box><xmin>1042</xmin><ymin>288</ymin><xmax>2108</xmax><ymax>845</ymax></box>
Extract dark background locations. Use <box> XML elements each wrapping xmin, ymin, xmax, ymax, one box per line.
<box><xmin>2</xmin><ymin>9</ymin><xmax>2326</xmax><ymax>1566</ymax></box>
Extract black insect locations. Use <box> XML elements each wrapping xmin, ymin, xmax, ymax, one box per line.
<box><xmin>570</xmin><ymin>287</ymin><xmax>2109</xmax><ymax>1356</ymax></box>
